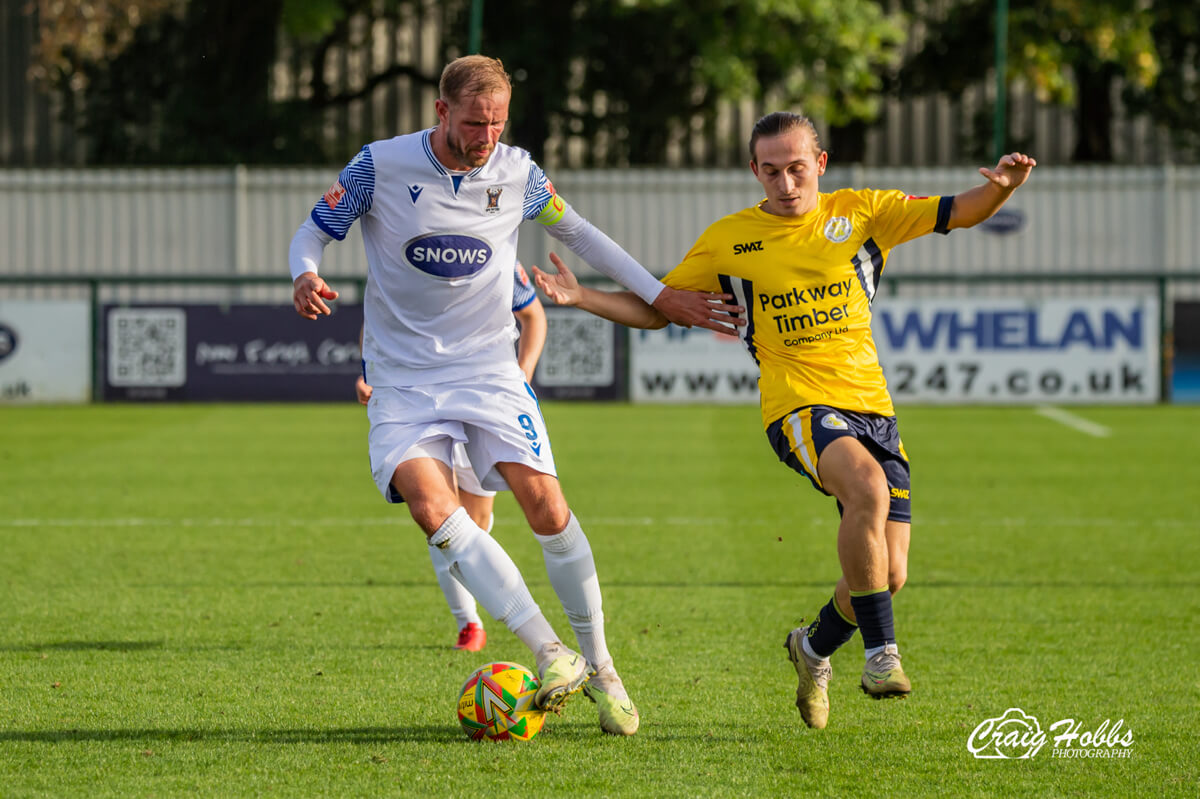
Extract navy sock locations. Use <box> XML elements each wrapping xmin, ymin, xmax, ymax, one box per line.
<box><xmin>849</xmin><ymin>588</ymin><xmax>895</xmax><ymax>651</ymax></box>
<box><xmin>806</xmin><ymin>597</ymin><xmax>858</xmax><ymax>658</ymax></box>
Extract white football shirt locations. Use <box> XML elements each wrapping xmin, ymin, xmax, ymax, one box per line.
<box><xmin>309</xmin><ymin>130</ymin><xmax>551</xmax><ymax>386</ymax></box>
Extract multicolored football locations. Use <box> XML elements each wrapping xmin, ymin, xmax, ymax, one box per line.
<box><xmin>457</xmin><ymin>662</ymin><xmax>546</xmax><ymax>742</ymax></box>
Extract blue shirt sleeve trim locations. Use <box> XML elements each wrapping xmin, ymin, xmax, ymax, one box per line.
<box><xmin>310</xmin><ymin>146</ymin><xmax>376</xmax><ymax>241</ymax></box>
<box><xmin>311</xmin><ymin>207</ymin><xmax>344</xmax><ymax>241</ymax></box>
<box><xmin>934</xmin><ymin>195</ymin><xmax>954</xmax><ymax>234</ymax></box>
<box><xmin>522</xmin><ymin>162</ymin><xmax>554</xmax><ymax>220</ymax></box>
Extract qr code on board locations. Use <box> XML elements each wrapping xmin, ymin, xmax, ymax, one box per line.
<box><xmin>535</xmin><ymin>310</ymin><xmax>613</xmax><ymax>387</ymax></box>
<box><xmin>108</xmin><ymin>308</ymin><xmax>187</xmax><ymax>387</ymax></box>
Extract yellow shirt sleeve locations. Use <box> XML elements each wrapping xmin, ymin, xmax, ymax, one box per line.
<box><xmin>868</xmin><ymin>189</ymin><xmax>946</xmax><ymax>251</ymax></box>
<box><xmin>663</xmin><ymin>230</ymin><xmax>723</xmax><ymax>293</ymax></box>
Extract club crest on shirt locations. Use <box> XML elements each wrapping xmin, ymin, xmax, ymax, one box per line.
<box><xmin>485</xmin><ymin>186</ymin><xmax>503</xmax><ymax>213</ymax></box>
<box><xmin>820</xmin><ymin>413</ymin><xmax>849</xmax><ymax>431</ymax></box>
<box><xmin>823</xmin><ymin>216</ymin><xmax>852</xmax><ymax>243</ymax></box>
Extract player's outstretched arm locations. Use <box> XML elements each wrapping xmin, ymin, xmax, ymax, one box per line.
<box><xmin>948</xmin><ymin>151</ymin><xmax>1037</xmax><ymax>230</ymax></box>
<box><xmin>533</xmin><ymin>253</ymin><xmax>667</xmax><ymax>329</ymax></box>
<box><xmin>533</xmin><ymin>253</ymin><xmax>743</xmax><ymax>332</ymax></box>
<box><xmin>293</xmin><ymin>272</ymin><xmax>339</xmax><ymax>320</ymax></box>
<box><xmin>539</xmin><ymin>203</ymin><xmax>743</xmax><ymax>332</ymax></box>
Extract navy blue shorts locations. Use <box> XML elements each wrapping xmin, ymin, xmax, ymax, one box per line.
<box><xmin>766</xmin><ymin>405</ymin><xmax>911</xmax><ymax>523</ymax></box>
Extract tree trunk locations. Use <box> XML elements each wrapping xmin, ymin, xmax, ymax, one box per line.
<box><xmin>1072</xmin><ymin>60</ymin><xmax>1115</xmax><ymax>163</ymax></box>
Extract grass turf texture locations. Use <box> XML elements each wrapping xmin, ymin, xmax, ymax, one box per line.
<box><xmin>0</xmin><ymin>403</ymin><xmax>1196</xmax><ymax>798</ymax></box>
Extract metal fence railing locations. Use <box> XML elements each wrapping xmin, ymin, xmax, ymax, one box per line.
<box><xmin>2</xmin><ymin>271</ymin><xmax>1197</xmax><ymax>403</ymax></box>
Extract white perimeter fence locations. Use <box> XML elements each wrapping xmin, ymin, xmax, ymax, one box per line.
<box><xmin>1</xmin><ymin>165</ymin><xmax>1199</xmax><ymax>304</ymax></box>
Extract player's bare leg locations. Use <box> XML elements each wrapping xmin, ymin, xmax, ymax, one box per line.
<box><xmin>791</xmin><ymin>517</ymin><xmax>910</xmax><ymax>725</ymax></box>
<box><xmin>819</xmin><ymin>439</ymin><xmax>911</xmax><ymax>699</ymax></box>
<box><xmin>833</xmin><ymin>519</ymin><xmax>910</xmax><ymax>614</ymax></box>
<box><xmin>393</xmin><ymin>457</ymin><xmax>576</xmax><ymax>707</ymax></box>
<box><xmin>500</xmin><ymin>462</ymin><xmax>638</xmax><ymax>734</ymax></box>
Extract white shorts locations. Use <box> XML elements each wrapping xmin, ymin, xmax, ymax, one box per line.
<box><xmin>452</xmin><ymin>443</ymin><xmax>494</xmax><ymax>498</ymax></box>
<box><xmin>367</xmin><ymin>371</ymin><xmax>557</xmax><ymax>503</ymax></box>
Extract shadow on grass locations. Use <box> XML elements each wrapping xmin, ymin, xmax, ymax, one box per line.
<box><xmin>0</xmin><ymin>726</ymin><xmax>461</xmax><ymax>745</ymax></box>
<box><xmin>0</xmin><ymin>640</ymin><xmax>165</xmax><ymax>653</ymax></box>
<box><xmin>0</xmin><ymin>723</ymin><xmax>738</xmax><ymax>745</ymax></box>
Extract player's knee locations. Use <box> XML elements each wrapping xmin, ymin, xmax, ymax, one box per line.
<box><xmin>525</xmin><ymin>501</ymin><xmax>570</xmax><ymax>535</ymax></box>
<box><xmin>888</xmin><ymin>567</ymin><xmax>907</xmax><ymax>595</ymax></box>
<box><xmin>843</xmin><ymin>486</ymin><xmax>890</xmax><ymax>530</ymax></box>
<box><xmin>409</xmin><ymin>500</ymin><xmax>461</xmax><ymax>536</ymax></box>
<box><xmin>513</xmin><ymin>481</ymin><xmax>570</xmax><ymax>533</ymax></box>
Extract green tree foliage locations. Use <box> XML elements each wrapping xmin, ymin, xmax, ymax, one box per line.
<box><xmin>26</xmin><ymin>0</ymin><xmax>432</xmax><ymax>164</ymax></box>
<box><xmin>466</xmin><ymin>0</ymin><xmax>907</xmax><ymax>165</ymax></box>
<box><xmin>895</xmin><ymin>0</ymin><xmax>1160</xmax><ymax>162</ymax></box>
<box><xmin>1125</xmin><ymin>2</ymin><xmax>1200</xmax><ymax>159</ymax></box>
<box><xmin>27</xmin><ymin>0</ymin><xmax>905</xmax><ymax>165</ymax></box>
<box><xmin>31</xmin><ymin>0</ymin><xmax>300</xmax><ymax>163</ymax></box>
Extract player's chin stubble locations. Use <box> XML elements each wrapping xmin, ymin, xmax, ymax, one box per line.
<box><xmin>447</xmin><ymin>133</ymin><xmax>492</xmax><ymax>169</ymax></box>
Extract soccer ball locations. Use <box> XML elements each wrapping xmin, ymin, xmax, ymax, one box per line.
<box><xmin>457</xmin><ymin>661</ymin><xmax>546</xmax><ymax>742</ymax></box>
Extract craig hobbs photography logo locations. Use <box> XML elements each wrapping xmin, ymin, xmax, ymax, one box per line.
<box><xmin>967</xmin><ymin>708</ymin><xmax>1134</xmax><ymax>759</ymax></box>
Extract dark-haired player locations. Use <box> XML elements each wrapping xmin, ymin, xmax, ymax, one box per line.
<box><xmin>534</xmin><ymin>111</ymin><xmax>1035</xmax><ymax>729</ymax></box>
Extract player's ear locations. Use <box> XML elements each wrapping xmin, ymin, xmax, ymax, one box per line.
<box><xmin>816</xmin><ymin>150</ymin><xmax>828</xmax><ymax>175</ymax></box>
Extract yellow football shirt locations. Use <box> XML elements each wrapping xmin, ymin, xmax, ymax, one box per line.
<box><xmin>663</xmin><ymin>188</ymin><xmax>952</xmax><ymax>427</ymax></box>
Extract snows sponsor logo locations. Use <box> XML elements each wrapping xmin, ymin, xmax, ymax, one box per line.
<box><xmin>403</xmin><ymin>233</ymin><xmax>494</xmax><ymax>279</ymax></box>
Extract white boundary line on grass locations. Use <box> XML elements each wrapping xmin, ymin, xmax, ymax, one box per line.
<box><xmin>1034</xmin><ymin>405</ymin><xmax>1110</xmax><ymax>438</ymax></box>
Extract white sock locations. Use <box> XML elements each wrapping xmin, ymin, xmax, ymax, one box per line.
<box><xmin>865</xmin><ymin>642</ymin><xmax>900</xmax><ymax>660</ymax></box>
<box><xmin>429</xmin><ymin>507</ymin><xmax>543</xmax><ymax>635</ymax></box>
<box><xmin>589</xmin><ymin>660</ymin><xmax>628</xmax><ymax>700</ymax></box>
<box><xmin>519</xmin><ymin>620</ymin><xmax>565</xmax><ymax>668</ymax></box>
<box><xmin>536</xmin><ymin>512</ymin><xmax>611</xmax><ymax>671</ymax></box>
<box><xmin>428</xmin><ymin>542</ymin><xmax>480</xmax><ymax>630</ymax></box>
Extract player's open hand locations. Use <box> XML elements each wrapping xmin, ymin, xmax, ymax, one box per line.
<box><xmin>652</xmin><ymin>286</ymin><xmax>746</xmax><ymax>334</ymax></box>
<box><xmin>979</xmin><ymin>152</ymin><xmax>1037</xmax><ymax>192</ymax></box>
<box><xmin>531</xmin><ymin>252</ymin><xmax>581</xmax><ymax>307</ymax></box>
<box><xmin>293</xmin><ymin>272</ymin><xmax>339</xmax><ymax>320</ymax></box>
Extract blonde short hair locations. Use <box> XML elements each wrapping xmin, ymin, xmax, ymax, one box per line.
<box><xmin>439</xmin><ymin>55</ymin><xmax>512</xmax><ymax>104</ymax></box>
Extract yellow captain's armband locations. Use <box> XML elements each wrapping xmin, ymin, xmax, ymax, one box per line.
<box><xmin>535</xmin><ymin>194</ymin><xmax>566</xmax><ymax>226</ymax></box>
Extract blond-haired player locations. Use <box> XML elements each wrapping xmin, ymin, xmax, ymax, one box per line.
<box><xmin>290</xmin><ymin>55</ymin><xmax>739</xmax><ymax>736</ymax></box>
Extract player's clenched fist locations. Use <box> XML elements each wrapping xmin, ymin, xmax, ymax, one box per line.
<box><xmin>293</xmin><ymin>272</ymin><xmax>339</xmax><ymax>320</ymax></box>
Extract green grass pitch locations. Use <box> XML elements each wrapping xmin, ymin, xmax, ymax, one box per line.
<box><xmin>0</xmin><ymin>403</ymin><xmax>1197</xmax><ymax>797</ymax></box>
